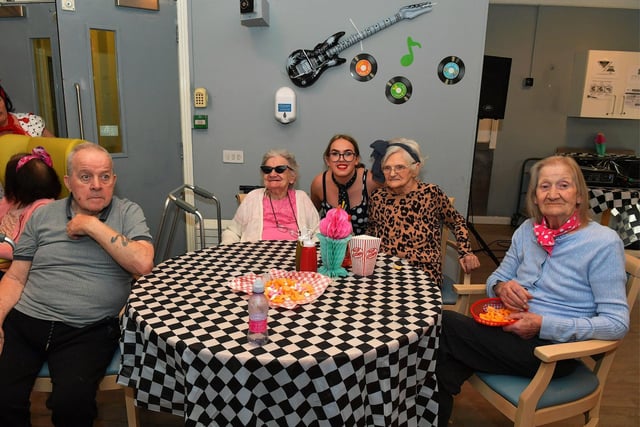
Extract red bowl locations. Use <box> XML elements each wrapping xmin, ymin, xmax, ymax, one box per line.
<box><xmin>470</xmin><ymin>297</ymin><xmax>516</xmax><ymax>327</ymax></box>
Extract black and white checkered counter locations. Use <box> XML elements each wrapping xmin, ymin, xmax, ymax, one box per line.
<box><xmin>117</xmin><ymin>240</ymin><xmax>442</xmax><ymax>426</ymax></box>
<box><xmin>588</xmin><ymin>187</ymin><xmax>640</xmax><ymax>246</ymax></box>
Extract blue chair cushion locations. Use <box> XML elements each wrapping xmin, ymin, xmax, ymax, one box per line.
<box><xmin>441</xmin><ymin>274</ymin><xmax>458</xmax><ymax>306</ymax></box>
<box><xmin>475</xmin><ymin>362</ymin><xmax>599</xmax><ymax>409</ymax></box>
<box><xmin>37</xmin><ymin>347</ymin><xmax>121</xmax><ymax>378</ymax></box>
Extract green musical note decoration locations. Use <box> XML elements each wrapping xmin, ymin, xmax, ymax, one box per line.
<box><xmin>400</xmin><ymin>36</ymin><xmax>422</xmax><ymax>67</ymax></box>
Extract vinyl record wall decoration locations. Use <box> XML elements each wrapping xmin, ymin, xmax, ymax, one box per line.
<box><xmin>350</xmin><ymin>53</ymin><xmax>377</xmax><ymax>82</ymax></box>
<box><xmin>437</xmin><ymin>56</ymin><xmax>465</xmax><ymax>85</ymax></box>
<box><xmin>385</xmin><ymin>76</ymin><xmax>412</xmax><ymax>104</ymax></box>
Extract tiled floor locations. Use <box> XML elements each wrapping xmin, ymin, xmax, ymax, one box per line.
<box><xmin>30</xmin><ymin>224</ymin><xmax>639</xmax><ymax>426</ymax></box>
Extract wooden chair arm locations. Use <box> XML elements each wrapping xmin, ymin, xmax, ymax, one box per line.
<box><xmin>447</xmin><ymin>274</ymin><xmax>486</xmax><ymax>315</ymax></box>
<box><xmin>452</xmin><ymin>283</ymin><xmax>486</xmax><ymax>294</ymax></box>
<box><xmin>515</xmin><ymin>339</ymin><xmax>620</xmax><ymax>421</ymax></box>
<box><xmin>534</xmin><ymin>339</ymin><xmax>620</xmax><ymax>363</ymax></box>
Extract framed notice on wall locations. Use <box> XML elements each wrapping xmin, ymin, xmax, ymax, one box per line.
<box><xmin>116</xmin><ymin>0</ymin><xmax>159</xmax><ymax>11</ymax></box>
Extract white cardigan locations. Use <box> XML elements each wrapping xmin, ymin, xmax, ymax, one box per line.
<box><xmin>221</xmin><ymin>188</ymin><xmax>319</xmax><ymax>245</ymax></box>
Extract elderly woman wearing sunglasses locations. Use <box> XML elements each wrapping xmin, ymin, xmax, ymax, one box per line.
<box><xmin>221</xmin><ymin>149</ymin><xmax>319</xmax><ymax>245</ymax></box>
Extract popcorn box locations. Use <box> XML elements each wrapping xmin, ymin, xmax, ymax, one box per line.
<box><xmin>350</xmin><ymin>235</ymin><xmax>381</xmax><ymax>276</ymax></box>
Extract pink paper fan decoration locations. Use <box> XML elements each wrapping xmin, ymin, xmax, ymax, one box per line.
<box><xmin>319</xmin><ymin>208</ymin><xmax>352</xmax><ymax>239</ymax></box>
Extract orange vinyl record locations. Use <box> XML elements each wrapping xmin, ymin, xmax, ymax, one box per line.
<box><xmin>350</xmin><ymin>53</ymin><xmax>377</xmax><ymax>82</ymax></box>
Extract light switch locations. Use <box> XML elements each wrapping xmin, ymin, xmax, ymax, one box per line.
<box><xmin>223</xmin><ymin>150</ymin><xmax>244</xmax><ymax>164</ymax></box>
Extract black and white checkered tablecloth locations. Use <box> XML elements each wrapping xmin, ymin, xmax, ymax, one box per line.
<box><xmin>117</xmin><ymin>240</ymin><xmax>441</xmax><ymax>426</ymax></box>
<box><xmin>589</xmin><ymin>187</ymin><xmax>640</xmax><ymax>246</ymax></box>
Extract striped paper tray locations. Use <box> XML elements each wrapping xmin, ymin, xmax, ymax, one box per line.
<box><xmin>228</xmin><ymin>269</ymin><xmax>332</xmax><ymax>309</ymax></box>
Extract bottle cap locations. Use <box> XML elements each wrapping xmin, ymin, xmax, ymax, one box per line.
<box><xmin>252</xmin><ymin>277</ymin><xmax>265</xmax><ymax>293</ymax></box>
<box><xmin>303</xmin><ymin>239</ymin><xmax>314</xmax><ymax>247</ymax></box>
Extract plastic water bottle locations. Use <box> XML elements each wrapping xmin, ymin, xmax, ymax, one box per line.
<box><xmin>247</xmin><ymin>277</ymin><xmax>269</xmax><ymax>345</ymax></box>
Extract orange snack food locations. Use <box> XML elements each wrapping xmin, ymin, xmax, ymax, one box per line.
<box><xmin>265</xmin><ymin>278</ymin><xmax>314</xmax><ymax>304</ymax></box>
<box><xmin>479</xmin><ymin>306</ymin><xmax>513</xmax><ymax>323</ymax></box>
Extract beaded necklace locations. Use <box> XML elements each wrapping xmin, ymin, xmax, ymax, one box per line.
<box><xmin>268</xmin><ymin>191</ymin><xmax>299</xmax><ymax>237</ymax></box>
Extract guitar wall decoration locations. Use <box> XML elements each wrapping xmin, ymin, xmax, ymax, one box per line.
<box><xmin>286</xmin><ymin>2</ymin><xmax>436</xmax><ymax>88</ymax></box>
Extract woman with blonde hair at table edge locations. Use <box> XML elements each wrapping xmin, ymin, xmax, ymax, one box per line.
<box><xmin>221</xmin><ymin>148</ymin><xmax>319</xmax><ymax>244</ymax></box>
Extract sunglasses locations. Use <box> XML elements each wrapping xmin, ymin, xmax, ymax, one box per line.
<box><xmin>260</xmin><ymin>165</ymin><xmax>292</xmax><ymax>174</ymax></box>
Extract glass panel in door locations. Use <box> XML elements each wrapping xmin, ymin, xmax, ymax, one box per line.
<box><xmin>89</xmin><ymin>28</ymin><xmax>122</xmax><ymax>153</ymax></box>
<box><xmin>31</xmin><ymin>37</ymin><xmax>60</xmax><ymax>136</ymax></box>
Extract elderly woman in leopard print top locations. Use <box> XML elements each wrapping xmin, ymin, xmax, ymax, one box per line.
<box><xmin>366</xmin><ymin>137</ymin><xmax>480</xmax><ymax>284</ymax></box>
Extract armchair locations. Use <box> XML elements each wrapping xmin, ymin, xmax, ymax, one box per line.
<box><xmin>441</xmin><ymin>224</ymin><xmax>485</xmax><ymax>313</ymax></box>
<box><xmin>440</xmin><ymin>196</ymin><xmax>486</xmax><ymax>312</ymax></box>
<box><xmin>0</xmin><ymin>134</ymin><xmax>86</xmax><ymax>198</ymax></box>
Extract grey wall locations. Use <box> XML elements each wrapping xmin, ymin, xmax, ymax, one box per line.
<box><xmin>188</xmin><ymin>0</ymin><xmax>489</xmax><ymax>220</ymax></box>
<box><xmin>484</xmin><ymin>5</ymin><xmax>640</xmax><ymax>219</ymax></box>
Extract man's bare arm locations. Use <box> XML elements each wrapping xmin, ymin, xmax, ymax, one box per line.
<box><xmin>67</xmin><ymin>214</ymin><xmax>154</xmax><ymax>276</ymax></box>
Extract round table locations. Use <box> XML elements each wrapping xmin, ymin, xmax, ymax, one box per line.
<box><xmin>117</xmin><ymin>240</ymin><xmax>441</xmax><ymax>426</ymax></box>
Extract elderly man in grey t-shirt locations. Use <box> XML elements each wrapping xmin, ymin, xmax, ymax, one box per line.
<box><xmin>0</xmin><ymin>142</ymin><xmax>154</xmax><ymax>426</ymax></box>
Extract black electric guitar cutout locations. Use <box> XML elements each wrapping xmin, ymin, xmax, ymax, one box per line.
<box><xmin>286</xmin><ymin>2</ymin><xmax>436</xmax><ymax>88</ymax></box>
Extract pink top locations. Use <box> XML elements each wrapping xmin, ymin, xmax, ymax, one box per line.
<box><xmin>0</xmin><ymin>198</ymin><xmax>53</xmax><ymax>260</ymax></box>
<box><xmin>261</xmin><ymin>189</ymin><xmax>299</xmax><ymax>241</ymax></box>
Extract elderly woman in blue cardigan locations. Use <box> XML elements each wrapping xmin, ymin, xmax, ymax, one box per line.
<box><xmin>436</xmin><ymin>155</ymin><xmax>629</xmax><ymax>427</ymax></box>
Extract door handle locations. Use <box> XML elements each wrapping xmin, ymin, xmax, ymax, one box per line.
<box><xmin>74</xmin><ymin>83</ymin><xmax>85</xmax><ymax>140</ymax></box>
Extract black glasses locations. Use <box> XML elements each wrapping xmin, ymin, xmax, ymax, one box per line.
<box><xmin>328</xmin><ymin>150</ymin><xmax>356</xmax><ymax>162</ymax></box>
<box><xmin>260</xmin><ymin>165</ymin><xmax>291</xmax><ymax>174</ymax></box>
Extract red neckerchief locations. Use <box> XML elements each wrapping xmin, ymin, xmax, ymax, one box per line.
<box><xmin>0</xmin><ymin>114</ymin><xmax>29</xmax><ymax>136</ymax></box>
<box><xmin>533</xmin><ymin>211</ymin><xmax>580</xmax><ymax>255</ymax></box>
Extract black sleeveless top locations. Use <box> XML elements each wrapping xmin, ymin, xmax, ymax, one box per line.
<box><xmin>319</xmin><ymin>169</ymin><xmax>370</xmax><ymax>235</ymax></box>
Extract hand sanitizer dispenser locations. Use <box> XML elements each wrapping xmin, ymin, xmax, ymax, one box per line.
<box><xmin>275</xmin><ymin>87</ymin><xmax>296</xmax><ymax>124</ymax></box>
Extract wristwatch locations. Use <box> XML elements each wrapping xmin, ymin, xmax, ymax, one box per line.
<box><xmin>492</xmin><ymin>281</ymin><xmax>504</xmax><ymax>294</ymax></box>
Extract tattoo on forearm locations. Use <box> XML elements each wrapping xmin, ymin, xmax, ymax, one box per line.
<box><xmin>111</xmin><ymin>234</ymin><xmax>130</xmax><ymax>247</ymax></box>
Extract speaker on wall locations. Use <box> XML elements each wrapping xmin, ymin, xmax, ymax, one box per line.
<box><xmin>240</xmin><ymin>0</ymin><xmax>254</xmax><ymax>13</ymax></box>
<box><xmin>478</xmin><ymin>55</ymin><xmax>512</xmax><ymax>119</ymax></box>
